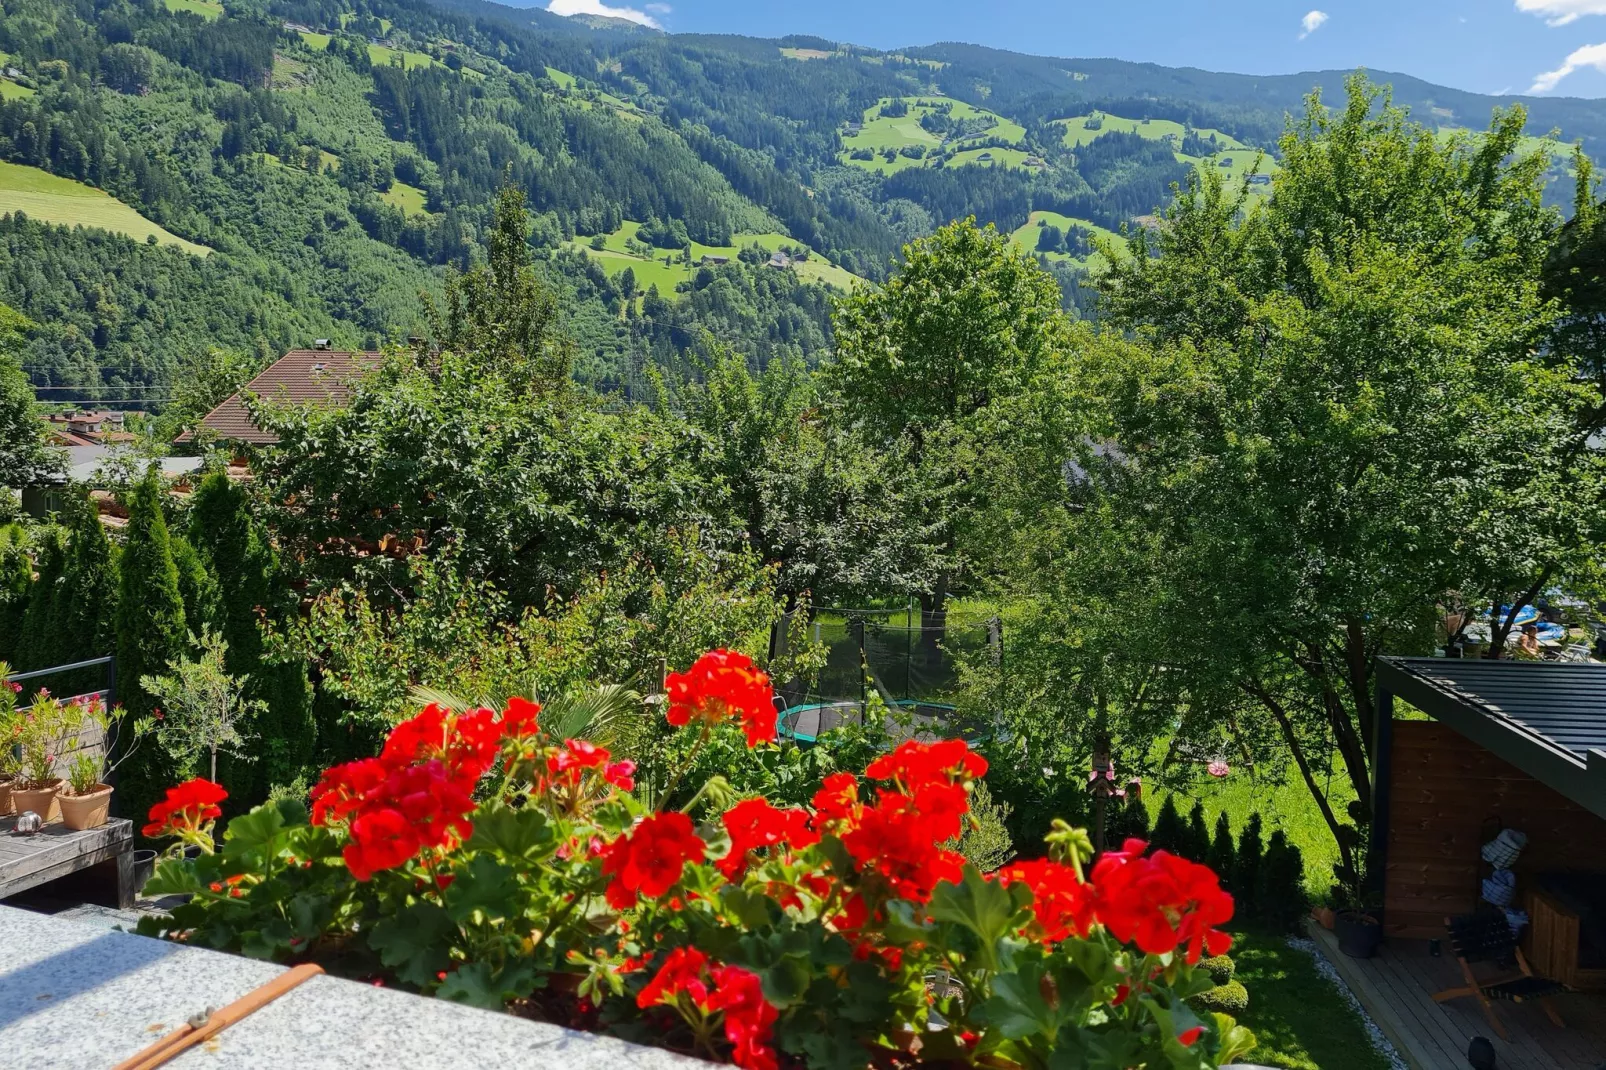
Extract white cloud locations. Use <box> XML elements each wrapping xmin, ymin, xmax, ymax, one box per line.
<box><xmin>547</xmin><ymin>0</ymin><xmax>661</xmax><ymax>28</ymax></box>
<box><xmin>1298</xmin><ymin>10</ymin><xmax>1329</xmax><ymax>39</ymax></box>
<box><xmin>1516</xmin><ymin>0</ymin><xmax>1606</xmax><ymax>26</ymax></box>
<box><xmin>644</xmin><ymin>2</ymin><xmax>671</xmax><ymax>11</ymax></box>
<box><xmin>1529</xmin><ymin>40</ymin><xmax>1606</xmax><ymax>90</ymax></box>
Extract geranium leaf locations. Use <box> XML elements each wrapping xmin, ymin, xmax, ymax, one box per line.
<box><xmin>444</xmin><ymin>855</ymin><xmax>520</xmax><ymax>924</ymax></box>
<box><xmin>368</xmin><ymin>902</ymin><xmax>455</xmax><ymax>987</ymax></box>
<box><xmin>927</xmin><ymin>865</ymin><xmax>1025</xmax><ymax>970</ymax></box>
<box><xmin>984</xmin><ymin>957</ymin><xmax>1067</xmax><ymax>1039</ymax></box>
<box><xmin>143</xmin><ymin>857</ymin><xmax>209</xmax><ymax>897</ymax></box>
<box><xmin>437</xmin><ymin>960</ymin><xmax>537</xmax><ymax>1011</ymax></box>
<box><xmin>466</xmin><ymin>804</ymin><xmax>554</xmax><ymax>863</ymax></box>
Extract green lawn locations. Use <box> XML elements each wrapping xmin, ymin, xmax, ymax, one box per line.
<box><xmin>0</xmin><ymin>79</ymin><xmax>34</xmax><ymax>100</ymax></box>
<box><xmin>1230</xmin><ymin>927</ymin><xmax>1393</xmax><ymax>1070</ymax></box>
<box><xmin>163</xmin><ymin>0</ymin><xmax>223</xmax><ymax>19</ymax></box>
<box><xmin>379</xmin><ymin>180</ymin><xmax>429</xmax><ymax>216</ymax></box>
<box><xmin>779</xmin><ymin>47</ymin><xmax>832</xmax><ymax>60</ymax></box>
<box><xmin>0</xmin><ymin>160</ymin><xmax>209</xmax><ymax>255</ymax></box>
<box><xmin>544</xmin><ymin>65</ymin><xmax>576</xmax><ymax>88</ymax></box>
<box><xmin>297</xmin><ymin>30</ymin><xmax>332</xmax><ymax>51</ymax></box>
<box><xmin>1148</xmin><ymin>764</ymin><xmax>1351</xmax><ymax>900</ymax></box>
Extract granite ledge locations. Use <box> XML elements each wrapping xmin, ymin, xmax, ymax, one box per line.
<box><xmin>0</xmin><ymin>904</ymin><xmax>704</xmax><ymax>1070</ymax></box>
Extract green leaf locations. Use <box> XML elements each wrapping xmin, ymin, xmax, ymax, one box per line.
<box><xmin>466</xmin><ymin>804</ymin><xmax>554</xmax><ymax>864</ymax></box>
<box><xmin>437</xmin><ymin>961</ymin><xmax>537</xmax><ymax>1011</ymax></box>
<box><xmin>443</xmin><ymin>855</ymin><xmax>521</xmax><ymax>924</ymax></box>
<box><xmin>240</xmin><ymin>918</ymin><xmax>294</xmax><ymax>961</ymax></box>
<box><xmin>143</xmin><ymin>856</ymin><xmax>209</xmax><ymax>896</ymax></box>
<box><xmin>367</xmin><ymin>902</ymin><xmax>455</xmax><ymax>988</ymax></box>
<box><xmin>1213</xmin><ymin>1013</ymin><xmax>1257</xmax><ymax>1065</ymax></box>
<box><xmin>984</xmin><ymin>957</ymin><xmax>1069</xmax><ymax>1039</ymax></box>
<box><xmin>287</xmin><ymin>894</ymin><xmax>332</xmax><ymax>939</ymax></box>
<box><xmin>221</xmin><ymin>804</ymin><xmax>287</xmax><ymax>850</ymax></box>
<box><xmin>927</xmin><ymin>865</ymin><xmax>1027</xmax><ymax>970</ymax></box>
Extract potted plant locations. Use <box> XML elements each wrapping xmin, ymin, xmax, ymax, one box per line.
<box><xmin>10</xmin><ymin>690</ymin><xmax>87</xmax><ymax>822</ymax></box>
<box><xmin>56</xmin><ymin>698</ymin><xmax>152</xmax><ymax>831</ymax></box>
<box><xmin>0</xmin><ymin>666</ymin><xmax>20</xmax><ymax>816</ymax></box>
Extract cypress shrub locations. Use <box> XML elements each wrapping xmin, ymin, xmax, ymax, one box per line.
<box><xmin>114</xmin><ymin>466</ymin><xmax>189</xmax><ymax>827</ymax></box>
<box><xmin>1256</xmin><ymin>830</ymin><xmax>1308</xmax><ymax>930</ymax></box>
<box><xmin>1185</xmin><ymin>799</ymin><xmax>1211</xmax><ymax>862</ymax></box>
<box><xmin>188</xmin><ymin>473</ymin><xmax>314</xmax><ymax>805</ymax></box>
<box><xmin>1149</xmin><ymin>795</ymin><xmax>1185</xmax><ymax>855</ymax></box>
<box><xmin>1207</xmin><ymin>811</ymin><xmax>1236</xmax><ymax>887</ymax></box>
<box><xmin>16</xmin><ymin>526</ymin><xmax>64</xmax><ymax>672</ymax></box>
<box><xmin>54</xmin><ymin>493</ymin><xmax>118</xmax><ymax>693</ymax></box>
<box><xmin>1235</xmin><ymin>812</ymin><xmax>1264</xmax><ymax>917</ymax></box>
<box><xmin>0</xmin><ymin>523</ymin><xmax>30</xmax><ymax>663</ymax></box>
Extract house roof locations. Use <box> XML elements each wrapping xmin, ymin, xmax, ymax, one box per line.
<box><xmin>174</xmin><ymin>349</ymin><xmax>380</xmax><ymax>445</ymax></box>
<box><xmin>1377</xmin><ymin>656</ymin><xmax>1606</xmax><ymax>818</ymax></box>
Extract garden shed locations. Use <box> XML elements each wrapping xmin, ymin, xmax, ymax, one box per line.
<box><xmin>1372</xmin><ymin>658</ymin><xmax>1606</xmax><ymax>975</ymax></box>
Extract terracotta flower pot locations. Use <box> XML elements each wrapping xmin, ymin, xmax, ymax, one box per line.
<box><xmin>1312</xmin><ymin>906</ymin><xmax>1337</xmax><ymax>930</ymax></box>
<box><xmin>59</xmin><ymin>783</ymin><xmax>113</xmax><ymax>831</ymax></box>
<box><xmin>0</xmin><ymin>777</ymin><xmax>12</xmax><ymax>816</ymax></box>
<box><xmin>12</xmin><ymin>779</ymin><xmax>62</xmax><ymax>823</ymax></box>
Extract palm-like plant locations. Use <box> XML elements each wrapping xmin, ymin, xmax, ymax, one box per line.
<box><xmin>407</xmin><ymin>680</ymin><xmax>651</xmax><ymax>755</ymax></box>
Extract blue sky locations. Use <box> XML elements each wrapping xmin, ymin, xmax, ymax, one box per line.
<box><xmin>541</xmin><ymin>0</ymin><xmax>1606</xmax><ymax>98</ymax></box>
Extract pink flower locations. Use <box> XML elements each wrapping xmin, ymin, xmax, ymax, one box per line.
<box><xmin>1207</xmin><ymin>760</ymin><xmax>1230</xmax><ymax>778</ymax></box>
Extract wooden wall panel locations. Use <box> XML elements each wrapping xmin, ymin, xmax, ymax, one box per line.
<box><xmin>1383</xmin><ymin>719</ymin><xmax>1606</xmax><ymax>939</ymax></box>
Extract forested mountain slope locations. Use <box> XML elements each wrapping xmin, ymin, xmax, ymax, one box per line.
<box><xmin>3</xmin><ymin>0</ymin><xmax>1602</xmax><ymax>406</ymax></box>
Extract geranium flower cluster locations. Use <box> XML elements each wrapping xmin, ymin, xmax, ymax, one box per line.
<box><xmin>811</xmin><ymin>738</ymin><xmax>984</xmax><ymax>905</ymax></box>
<box><xmin>307</xmin><ymin>698</ymin><xmax>541</xmax><ymax>880</ymax></box>
<box><xmin>139</xmin><ymin>650</ymin><xmax>1252</xmax><ymax>1070</ymax></box>
<box><xmin>143</xmin><ymin>778</ymin><xmax>227</xmax><ymax>847</ymax></box>
<box><xmin>636</xmin><ymin>948</ymin><xmax>779</xmax><ymax>1070</ymax></box>
<box><xmin>664</xmin><ymin>649</ymin><xmax>776</xmax><ymax>747</ymax></box>
<box><xmin>993</xmin><ymin>836</ymin><xmax>1233</xmax><ymax>965</ymax></box>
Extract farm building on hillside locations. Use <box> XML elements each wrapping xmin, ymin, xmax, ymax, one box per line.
<box><xmin>174</xmin><ymin>348</ymin><xmax>380</xmax><ymax>448</ymax></box>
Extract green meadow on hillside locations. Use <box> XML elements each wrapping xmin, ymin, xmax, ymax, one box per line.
<box><xmin>1009</xmin><ymin>210</ymin><xmax>1125</xmax><ymax>271</ymax></box>
<box><xmin>1058</xmin><ymin>111</ymin><xmax>1277</xmax><ymax>193</ymax></box>
<box><xmin>565</xmin><ymin>220</ymin><xmax>862</xmax><ymax>295</ymax></box>
<box><xmin>0</xmin><ymin>79</ymin><xmax>33</xmax><ymax>100</ymax></box>
<box><xmin>162</xmin><ymin>0</ymin><xmax>223</xmax><ymax>19</ymax></box>
<box><xmin>379</xmin><ymin>180</ymin><xmax>430</xmax><ymax>216</ymax></box>
<box><xmin>840</xmin><ymin>96</ymin><xmax>1031</xmax><ymax>175</ymax></box>
<box><xmin>0</xmin><ymin>160</ymin><xmax>209</xmax><ymax>255</ymax></box>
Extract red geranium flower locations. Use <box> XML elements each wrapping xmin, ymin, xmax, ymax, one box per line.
<box><xmin>601</xmin><ymin>812</ymin><xmax>707</xmax><ymax>910</ymax></box>
<box><xmin>500</xmin><ymin>695</ymin><xmax>542</xmax><ymax>740</ymax></box>
<box><xmin>993</xmin><ymin>857</ymin><xmax>1095</xmax><ymax>943</ymax></box>
<box><xmin>635</xmin><ymin>946</ymin><xmax>711</xmax><ymax>1010</ymax></box>
<box><xmin>343</xmin><ymin>808</ymin><xmax>421</xmax><ymax>882</ymax></box>
<box><xmin>1091</xmin><ymin>839</ymin><xmax>1234</xmax><ymax>963</ymax></box>
<box><xmin>604</xmin><ymin>760</ymin><xmax>636</xmax><ymax>792</ymax></box>
<box><xmin>718</xmin><ymin>797</ymin><xmax>818</xmax><ymax>880</ymax></box>
<box><xmin>143</xmin><ymin>778</ymin><xmax>227</xmax><ymax>839</ymax></box>
<box><xmin>664</xmin><ymin>650</ymin><xmax>776</xmax><ymax>748</ymax></box>
<box><xmin>707</xmin><ymin>965</ymin><xmax>779</xmax><ymax>1070</ymax></box>
<box><xmin>865</xmin><ymin>738</ymin><xmax>987</xmax><ymax>789</ymax></box>
<box><xmin>548</xmin><ymin>739</ymin><xmax>611</xmax><ymax>778</ymax></box>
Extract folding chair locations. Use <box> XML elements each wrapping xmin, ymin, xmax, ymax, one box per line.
<box><xmin>1433</xmin><ymin>910</ymin><xmax>1566</xmax><ymax>1040</ymax></box>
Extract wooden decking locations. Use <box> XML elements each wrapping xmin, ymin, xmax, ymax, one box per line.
<box><xmin>0</xmin><ymin>815</ymin><xmax>134</xmax><ymax>907</ymax></box>
<box><xmin>1311</xmin><ymin>922</ymin><xmax>1606</xmax><ymax>1070</ymax></box>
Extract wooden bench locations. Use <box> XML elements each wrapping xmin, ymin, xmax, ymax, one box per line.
<box><xmin>0</xmin><ymin>815</ymin><xmax>134</xmax><ymax>908</ymax></box>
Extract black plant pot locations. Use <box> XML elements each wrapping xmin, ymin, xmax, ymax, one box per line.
<box><xmin>131</xmin><ymin>849</ymin><xmax>157</xmax><ymax>896</ymax></box>
<box><xmin>1336</xmin><ymin>910</ymin><xmax>1382</xmax><ymax>958</ymax></box>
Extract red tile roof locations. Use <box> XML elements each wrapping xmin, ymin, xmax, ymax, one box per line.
<box><xmin>175</xmin><ymin>349</ymin><xmax>380</xmax><ymax>445</ymax></box>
